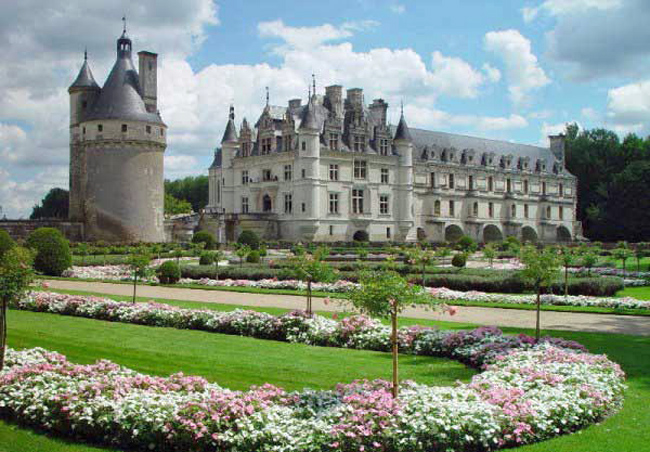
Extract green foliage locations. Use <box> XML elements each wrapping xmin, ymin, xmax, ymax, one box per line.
<box><xmin>127</xmin><ymin>253</ymin><xmax>152</xmax><ymax>303</ymax></box>
<box><xmin>25</xmin><ymin>228</ymin><xmax>72</xmax><ymax>276</ymax></box>
<box><xmin>246</xmin><ymin>250</ymin><xmax>261</xmax><ymax>263</ymax></box>
<box><xmin>164</xmin><ymin>175</ymin><xmax>209</xmax><ymax>213</ymax></box>
<box><xmin>483</xmin><ymin>243</ymin><xmax>497</xmax><ymax>268</ymax></box>
<box><xmin>520</xmin><ymin>246</ymin><xmax>561</xmax><ymax>289</ymax></box>
<box><xmin>192</xmin><ymin>231</ymin><xmax>215</xmax><ymax>250</ymax></box>
<box><xmin>457</xmin><ymin>236</ymin><xmax>477</xmax><ymax>253</ymax></box>
<box><xmin>353</xmin><ymin>230</ymin><xmax>369</xmax><ymax>242</ymax></box>
<box><xmin>0</xmin><ymin>230</ymin><xmax>15</xmax><ymax>261</ymax></box>
<box><xmin>199</xmin><ymin>252</ymin><xmax>214</xmax><ymax>266</ymax></box>
<box><xmin>235</xmin><ymin>245</ymin><xmax>251</xmax><ymax>267</ymax></box>
<box><xmin>451</xmin><ymin>253</ymin><xmax>467</xmax><ymax>268</ymax></box>
<box><xmin>164</xmin><ymin>193</ymin><xmax>192</xmax><ymax>216</ymax></box>
<box><xmin>156</xmin><ymin>261</ymin><xmax>181</xmax><ymax>285</ymax></box>
<box><xmin>288</xmin><ymin>246</ymin><xmax>336</xmax><ymax>314</ymax></box>
<box><xmin>29</xmin><ymin>188</ymin><xmax>68</xmax><ymax>220</ymax></box>
<box><xmin>237</xmin><ymin>230</ymin><xmax>260</xmax><ymax>250</ymax></box>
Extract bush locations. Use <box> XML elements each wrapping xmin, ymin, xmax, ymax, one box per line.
<box><xmin>237</xmin><ymin>230</ymin><xmax>260</xmax><ymax>250</ymax></box>
<box><xmin>457</xmin><ymin>236</ymin><xmax>477</xmax><ymax>253</ymax></box>
<box><xmin>353</xmin><ymin>230</ymin><xmax>369</xmax><ymax>242</ymax></box>
<box><xmin>192</xmin><ymin>231</ymin><xmax>216</xmax><ymax>250</ymax></box>
<box><xmin>25</xmin><ymin>228</ymin><xmax>72</xmax><ymax>276</ymax></box>
<box><xmin>0</xmin><ymin>230</ymin><xmax>15</xmax><ymax>260</ymax></box>
<box><xmin>156</xmin><ymin>261</ymin><xmax>181</xmax><ymax>284</ymax></box>
<box><xmin>246</xmin><ymin>250</ymin><xmax>261</xmax><ymax>263</ymax></box>
<box><xmin>451</xmin><ymin>253</ymin><xmax>467</xmax><ymax>269</ymax></box>
<box><xmin>199</xmin><ymin>252</ymin><xmax>214</xmax><ymax>265</ymax></box>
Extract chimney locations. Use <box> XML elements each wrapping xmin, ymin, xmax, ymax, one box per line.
<box><xmin>325</xmin><ymin>85</ymin><xmax>343</xmax><ymax>117</ymax></box>
<box><xmin>549</xmin><ymin>134</ymin><xmax>565</xmax><ymax>163</ymax></box>
<box><xmin>369</xmin><ymin>98</ymin><xmax>388</xmax><ymax>126</ymax></box>
<box><xmin>346</xmin><ymin>88</ymin><xmax>363</xmax><ymax>109</ymax></box>
<box><xmin>138</xmin><ymin>51</ymin><xmax>158</xmax><ymax>113</ymax></box>
<box><xmin>288</xmin><ymin>98</ymin><xmax>302</xmax><ymax>109</ymax></box>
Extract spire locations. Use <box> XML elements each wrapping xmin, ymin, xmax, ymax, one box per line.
<box><xmin>393</xmin><ymin>102</ymin><xmax>412</xmax><ymax>142</ymax></box>
<box><xmin>69</xmin><ymin>50</ymin><xmax>100</xmax><ymax>91</ymax></box>
<box><xmin>117</xmin><ymin>17</ymin><xmax>132</xmax><ymax>58</ymax></box>
<box><xmin>312</xmin><ymin>73</ymin><xmax>316</xmax><ymax>98</ymax></box>
<box><xmin>122</xmin><ymin>15</ymin><xmax>127</xmax><ymax>34</ymax></box>
<box><xmin>84</xmin><ymin>47</ymin><xmax>88</xmax><ymax>61</ymax></box>
<box><xmin>265</xmin><ymin>86</ymin><xmax>270</xmax><ymax>106</ymax></box>
<box><xmin>299</xmin><ymin>89</ymin><xmax>319</xmax><ymax>131</ymax></box>
<box><xmin>221</xmin><ymin>105</ymin><xmax>238</xmax><ymax>143</ymax></box>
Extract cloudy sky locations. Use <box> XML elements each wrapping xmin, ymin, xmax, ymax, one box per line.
<box><xmin>1</xmin><ymin>0</ymin><xmax>649</xmax><ymax>218</ymax></box>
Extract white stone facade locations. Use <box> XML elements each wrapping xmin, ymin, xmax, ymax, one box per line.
<box><xmin>206</xmin><ymin>86</ymin><xmax>578</xmax><ymax>243</ymax></box>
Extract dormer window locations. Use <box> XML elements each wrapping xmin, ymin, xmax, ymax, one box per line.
<box><xmin>97</xmin><ymin>124</ymin><xmax>103</xmax><ymax>132</ymax></box>
<box><xmin>160</xmin><ymin>128</ymin><xmax>164</xmax><ymax>136</ymax></box>
<box><xmin>121</xmin><ymin>124</ymin><xmax>127</xmax><ymax>133</ymax></box>
<box><xmin>146</xmin><ymin>125</ymin><xmax>151</xmax><ymax>134</ymax></box>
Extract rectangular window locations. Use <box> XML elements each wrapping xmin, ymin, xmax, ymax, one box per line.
<box><xmin>449</xmin><ymin>173</ymin><xmax>455</xmax><ymax>189</ymax></box>
<box><xmin>301</xmin><ymin>168</ymin><xmax>306</xmax><ymax>179</ymax></box>
<box><xmin>241</xmin><ymin>197</ymin><xmax>249</xmax><ymax>213</ymax></box>
<box><xmin>352</xmin><ymin>189</ymin><xmax>364</xmax><ymax>214</ymax></box>
<box><xmin>559</xmin><ymin>206</ymin><xmax>564</xmax><ymax>220</ymax></box>
<box><xmin>241</xmin><ymin>170</ymin><xmax>249</xmax><ymax>185</ymax></box>
<box><xmin>381</xmin><ymin>168</ymin><xmax>389</xmax><ymax>184</ymax></box>
<box><xmin>284</xmin><ymin>194</ymin><xmax>292</xmax><ymax>214</ymax></box>
<box><xmin>542</xmin><ymin>181</ymin><xmax>547</xmax><ymax>195</ymax></box>
<box><xmin>386</xmin><ymin>227</ymin><xmax>391</xmax><ymax>239</ymax></box>
<box><xmin>379</xmin><ymin>139</ymin><xmax>389</xmax><ymax>156</ymax></box>
<box><xmin>430</xmin><ymin>172</ymin><xmax>436</xmax><ymax>188</ymax></box>
<box><xmin>511</xmin><ymin>204</ymin><xmax>517</xmax><ymax>217</ymax></box>
<box><xmin>507</xmin><ymin>178</ymin><xmax>512</xmax><ymax>193</ymax></box>
<box><xmin>329</xmin><ymin>193</ymin><xmax>339</xmax><ymax>214</ymax></box>
<box><xmin>284</xmin><ymin>135</ymin><xmax>291</xmax><ymax>152</ymax></box>
<box><xmin>262</xmin><ymin>169</ymin><xmax>272</xmax><ymax>181</ymax></box>
<box><xmin>329</xmin><ymin>133</ymin><xmax>339</xmax><ymax>150</ymax></box>
<box><xmin>284</xmin><ymin>165</ymin><xmax>292</xmax><ymax>181</ymax></box>
<box><xmin>434</xmin><ymin>200</ymin><xmax>441</xmax><ymax>216</ymax></box>
<box><xmin>329</xmin><ymin>225</ymin><xmax>334</xmax><ymax>236</ymax></box>
<box><xmin>468</xmin><ymin>175</ymin><xmax>474</xmax><ymax>190</ymax></box>
<box><xmin>329</xmin><ymin>164</ymin><xmax>339</xmax><ymax>181</ymax></box>
<box><xmin>353</xmin><ymin>135</ymin><xmax>365</xmax><ymax>152</ymax></box>
<box><xmin>241</xmin><ymin>142</ymin><xmax>251</xmax><ymax>157</ymax></box>
<box><xmin>379</xmin><ymin>195</ymin><xmax>389</xmax><ymax>215</ymax></box>
<box><xmin>524</xmin><ymin>204</ymin><xmax>529</xmax><ymax>218</ymax></box>
<box><xmin>488</xmin><ymin>202</ymin><xmax>494</xmax><ymax>218</ymax></box>
<box><xmin>559</xmin><ymin>183</ymin><xmax>564</xmax><ymax>197</ymax></box>
<box><xmin>449</xmin><ymin>200</ymin><xmax>455</xmax><ymax>216</ymax></box>
<box><xmin>488</xmin><ymin>176</ymin><xmax>493</xmax><ymax>192</ymax></box>
<box><xmin>121</xmin><ymin>124</ymin><xmax>127</xmax><ymax>133</ymax></box>
<box><xmin>97</xmin><ymin>124</ymin><xmax>103</xmax><ymax>132</ymax></box>
<box><xmin>261</xmin><ymin>137</ymin><xmax>272</xmax><ymax>154</ymax></box>
<box><xmin>146</xmin><ymin>125</ymin><xmax>151</xmax><ymax>134</ymax></box>
<box><xmin>353</xmin><ymin>160</ymin><xmax>367</xmax><ymax>179</ymax></box>
<box><xmin>301</xmin><ymin>141</ymin><xmax>306</xmax><ymax>151</ymax></box>
<box><xmin>301</xmin><ymin>203</ymin><xmax>306</xmax><ymax>212</ymax></box>
<box><xmin>524</xmin><ymin>180</ymin><xmax>529</xmax><ymax>194</ymax></box>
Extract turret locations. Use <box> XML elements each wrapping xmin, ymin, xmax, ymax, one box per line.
<box><xmin>298</xmin><ymin>79</ymin><xmax>322</xmax><ymax>219</ymax></box>
<box><xmin>393</xmin><ymin>106</ymin><xmax>414</xmax><ymax>233</ymax></box>
<box><xmin>68</xmin><ymin>50</ymin><xmax>101</xmax><ymax>127</ymax></box>
<box><xmin>221</xmin><ymin>105</ymin><xmax>239</xmax><ymax>169</ymax></box>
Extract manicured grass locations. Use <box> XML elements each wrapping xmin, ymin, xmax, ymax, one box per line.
<box><xmin>617</xmin><ymin>285</ymin><xmax>650</xmax><ymax>300</ymax></box>
<box><xmin>2</xmin><ymin>296</ymin><xmax>650</xmax><ymax>451</ymax></box>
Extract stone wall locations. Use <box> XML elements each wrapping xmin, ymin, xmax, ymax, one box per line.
<box><xmin>0</xmin><ymin>220</ymin><xmax>84</xmax><ymax>242</ymax></box>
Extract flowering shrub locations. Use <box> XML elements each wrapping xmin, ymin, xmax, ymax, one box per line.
<box><xmin>1</xmin><ymin>336</ymin><xmax>625</xmax><ymax>451</ymax></box>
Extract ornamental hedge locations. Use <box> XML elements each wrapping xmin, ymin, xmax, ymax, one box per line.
<box><xmin>25</xmin><ymin>228</ymin><xmax>71</xmax><ymax>276</ymax></box>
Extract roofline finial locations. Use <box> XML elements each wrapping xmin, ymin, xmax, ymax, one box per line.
<box><xmin>265</xmin><ymin>86</ymin><xmax>269</xmax><ymax>106</ymax></box>
<box><xmin>84</xmin><ymin>47</ymin><xmax>88</xmax><ymax>61</ymax></box>
<box><xmin>401</xmin><ymin>100</ymin><xmax>404</xmax><ymax>117</ymax></box>
<box><xmin>122</xmin><ymin>15</ymin><xmax>127</xmax><ymax>34</ymax></box>
<box><xmin>229</xmin><ymin>104</ymin><xmax>235</xmax><ymax>120</ymax></box>
<box><xmin>312</xmin><ymin>73</ymin><xmax>316</xmax><ymax>97</ymax></box>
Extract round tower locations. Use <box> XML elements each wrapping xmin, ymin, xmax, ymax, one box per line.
<box><xmin>73</xmin><ymin>26</ymin><xmax>167</xmax><ymax>242</ymax></box>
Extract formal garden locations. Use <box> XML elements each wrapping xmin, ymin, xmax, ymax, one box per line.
<box><xmin>1</xmin><ymin>227</ymin><xmax>649</xmax><ymax>452</ymax></box>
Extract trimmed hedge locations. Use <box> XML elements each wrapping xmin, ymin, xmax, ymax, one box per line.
<box><xmin>25</xmin><ymin>227</ymin><xmax>71</xmax><ymax>276</ymax></box>
<box><xmin>237</xmin><ymin>230</ymin><xmax>260</xmax><ymax>250</ymax></box>
<box><xmin>156</xmin><ymin>261</ymin><xmax>181</xmax><ymax>284</ymax></box>
<box><xmin>192</xmin><ymin>231</ymin><xmax>216</xmax><ymax>250</ymax></box>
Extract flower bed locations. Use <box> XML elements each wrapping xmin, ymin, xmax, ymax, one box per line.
<box><xmin>1</xmin><ymin>326</ymin><xmax>625</xmax><ymax>451</ymax></box>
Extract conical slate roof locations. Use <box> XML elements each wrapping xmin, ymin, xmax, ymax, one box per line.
<box><xmin>221</xmin><ymin>106</ymin><xmax>238</xmax><ymax>143</ymax></box>
<box><xmin>393</xmin><ymin>113</ymin><xmax>412</xmax><ymax>142</ymax></box>
<box><xmin>299</xmin><ymin>97</ymin><xmax>319</xmax><ymax>130</ymax></box>
<box><xmin>69</xmin><ymin>57</ymin><xmax>100</xmax><ymax>91</ymax></box>
<box><xmin>209</xmin><ymin>148</ymin><xmax>222</xmax><ymax>168</ymax></box>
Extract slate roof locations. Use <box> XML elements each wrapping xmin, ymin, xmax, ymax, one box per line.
<box><xmin>222</xmin><ymin>118</ymin><xmax>238</xmax><ymax>143</ymax></box>
<box><xmin>69</xmin><ymin>58</ymin><xmax>100</xmax><ymax>91</ymax></box>
<box><xmin>209</xmin><ymin>148</ymin><xmax>222</xmax><ymax>169</ymax></box>
<box><xmin>393</xmin><ymin>114</ymin><xmax>412</xmax><ymax>141</ymax></box>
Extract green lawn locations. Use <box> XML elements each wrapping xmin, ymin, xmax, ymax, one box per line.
<box><xmin>2</xmin><ymin>289</ymin><xmax>650</xmax><ymax>452</ymax></box>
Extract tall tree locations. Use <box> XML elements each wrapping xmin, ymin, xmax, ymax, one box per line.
<box><xmin>30</xmin><ymin>188</ymin><xmax>69</xmax><ymax>219</ymax></box>
<box><xmin>164</xmin><ymin>176</ymin><xmax>209</xmax><ymax>213</ymax></box>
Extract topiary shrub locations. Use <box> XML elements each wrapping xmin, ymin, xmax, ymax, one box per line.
<box><xmin>457</xmin><ymin>235</ymin><xmax>477</xmax><ymax>253</ymax></box>
<box><xmin>156</xmin><ymin>261</ymin><xmax>181</xmax><ymax>284</ymax></box>
<box><xmin>192</xmin><ymin>231</ymin><xmax>216</xmax><ymax>250</ymax></box>
<box><xmin>25</xmin><ymin>228</ymin><xmax>72</xmax><ymax>276</ymax></box>
<box><xmin>0</xmin><ymin>230</ymin><xmax>15</xmax><ymax>260</ymax></box>
<box><xmin>246</xmin><ymin>250</ymin><xmax>261</xmax><ymax>263</ymax></box>
<box><xmin>238</xmin><ymin>230</ymin><xmax>260</xmax><ymax>250</ymax></box>
<box><xmin>199</xmin><ymin>252</ymin><xmax>214</xmax><ymax>266</ymax></box>
<box><xmin>451</xmin><ymin>253</ymin><xmax>467</xmax><ymax>269</ymax></box>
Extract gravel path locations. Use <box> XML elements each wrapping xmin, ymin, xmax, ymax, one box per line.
<box><xmin>44</xmin><ymin>279</ymin><xmax>650</xmax><ymax>337</ymax></box>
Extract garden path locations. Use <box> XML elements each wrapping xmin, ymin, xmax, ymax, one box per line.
<box><xmin>44</xmin><ymin>279</ymin><xmax>650</xmax><ymax>336</ymax></box>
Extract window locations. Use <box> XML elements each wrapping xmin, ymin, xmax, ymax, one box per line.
<box><xmin>160</xmin><ymin>128</ymin><xmax>164</xmax><ymax>136</ymax></box>
<box><xmin>449</xmin><ymin>200</ymin><xmax>455</xmax><ymax>216</ymax></box>
<box><xmin>121</xmin><ymin>124</ymin><xmax>128</xmax><ymax>133</ymax></box>
<box><xmin>559</xmin><ymin>183</ymin><xmax>564</xmax><ymax>197</ymax></box>
<box><xmin>523</xmin><ymin>180</ymin><xmax>529</xmax><ymax>194</ymax></box>
<box><xmin>301</xmin><ymin>169</ymin><xmax>306</xmax><ymax>179</ymax></box>
<box><xmin>261</xmin><ymin>137</ymin><xmax>272</xmax><ymax>154</ymax></box>
<box><xmin>434</xmin><ymin>200</ymin><xmax>441</xmax><ymax>216</ymax></box>
<box><xmin>559</xmin><ymin>206</ymin><xmax>564</xmax><ymax>220</ymax></box>
<box><xmin>301</xmin><ymin>203</ymin><xmax>306</xmax><ymax>212</ymax></box>
<box><xmin>146</xmin><ymin>125</ymin><xmax>151</xmax><ymax>134</ymax></box>
<box><xmin>82</xmin><ymin>100</ymin><xmax>87</xmax><ymax>110</ymax></box>
<box><xmin>329</xmin><ymin>133</ymin><xmax>339</xmax><ymax>150</ymax></box>
<box><xmin>329</xmin><ymin>225</ymin><xmax>334</xmax><ymax>236</ymax></box>
<box><xmin>82</xmin><ymin>126</ymin><xmax>86</xmax><ymax>134</ymax></box>
<box><xmin>329</xmin><ymin>164</ymin><xmax>339</xmax><ymax>181</ymax></box>
<box><xmin>524</xmin><ymin>204</ymin><xmax>529</xmax><ymax>218</ymax></box>
<box><xmin>506</xmin><ymin>178</ymin><xmax>512</xmax><ymax>193</ymax></box>
<box><xmin>329</xmin><ymin>193</ymin><xmax>339</xmax><ymax>214</ymax></box>
<box><xmin>448</xmin><ymin>174</ymin><xmax>455</xmax><ymax>189</ymax></box>
<box><xmin>241</xmin><ymin>197</ymin><xmax>249</xmax><ymax>213</ymax></box>
<box><xmin>241</xmin><ymin>170</ymin><xmax>249</xmax><ymax>185</ymax></box>
<box><xmin>97</xmin><ymin>124</ymin><xmax>103</xmax><ymax>132</ymax></box>
<box><xmin>241</xmin><ymin>142</ymin><xmax>251</xmax><ymax>157</ymax></box>
<box><xmin>488</xmin><ymin>202</ymin><xmax>494</xmax><ymax>218</ymax></box>
<box><xmin>386</xmin><ymin>227</ymin><xmax>391</xmax><ymax>239</ymax></box>
<box><xmin>542</xmin><ymin>181</ymin><xmax>547</xmax><ymax>196</ymax></box>
<box><xmin>381</xmin><ymin>168</ymin><xmax>389</xmax><ymax>184</ymax></box>
<box><xmin>284</xmin><ymin>135</ymin><xmax>291</xmax><ymax>152</ymax></box>
<box><xmin>284</xmin><ymin>165</ymin><xmax>292</xmax><ymax>181</ymax></box>
<box><xmin>488</xmin><ymin>176</ymin><xmax>493</xmax><ymax>192</ymax></box>
<box><xmin>430</xmin><ymin>172</ymin><xmax>436</xmax><ymax>188</ymax></box>
<box><xmin>301</xmin><ymin>141</ymin><xmax>306</xmax><ymax>151</ymax></box>
<box><xmin>468</xmin><ymin>175</ymin><xmax>474</xmax><ymax>190</ymax></box>
<box><xmin>379</xmin><ymin>138</ymin><xmax>389</xmax><ymax>156</ymax></box>
<box><xmin>262</xmin><ymin>169</ymin><xmax>272</xmax><ymax>181</ymax></box>
<box><xmin>353</xmin><ymin>135</ymin><xmax>365</xmax><ymax>152</ymax></box>
<box><xmin>379</xmin><ymin>195</ymin><xmax>390</xmax><ymax>214</ymax></box>
<box><xmin>353</xmin><ymin>160</ymin><xmax>367</xmax><ymax>179</ymax></box>
<box><xmin>546</xmin><ymin>206</ymin><xmax>551</xmax><ymax>219</ymax></box>
<box><xmin>352</xmin><ymin>189</ymin><xmax>364</xmax><ymax>214</ymax></box>
<box><xmin>472</xmin><ymin>202</ymin><xmax>478</xmax><ymax>217</ymax></box>
<box><xmin>284</xmin><ymin>194</ymin><xmax>292</xmax><ymax>214</ymax></box>
<box><xmin>511</xmin><ymin>204</ymin><xmax>516</xmax><ymax>217</ymax></box>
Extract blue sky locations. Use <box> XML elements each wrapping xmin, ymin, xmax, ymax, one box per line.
<box><xmin>1</xmin><ymin>0</ymin><xmax>649</xmax><ymax>217</ymax></box>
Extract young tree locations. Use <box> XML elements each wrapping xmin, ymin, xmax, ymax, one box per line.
<box><xmin>634</xmin><ymin>242</ymin><xmax>648</xmax><ymax>272</ymax></box>
<box><xmin>0</xmin><ymin>247</ymin><xmax>34</xmax><ymax>370</ymax></box>
<box><xmin>519</xmin><ymin>245</ymin><xmax>561</xmax><ymax>342</ymax></box>
<box><xmin>348</xmin><ymin>270</ymin><xmax>440</xmax><ymax>398</ymax></box>
<box><xmin>235</xmin><ymin>245</ymin><xmax>251</xmax><ymax>268</ymax></box>
<box><xmin>483</xmin><ymin>243</ymin><xmax>497</xmax><ymax>269</ymax></box>
<box><xmin>173</xmin><ymin>247</ymin><xmax>184</xmax><ymax>266</ymax></box>
<box><xmin>213</xmin><ymin>250</ymin><xmax>225</xmax><ymax>279</ymax></box>
<box><xmin>558</xmin><ymin>246</ymin><xmax>577</xmax><ymax>298</ymax></box>
<box><xmin>127</xmin><ymin>252</ymin><xmax>152</xmax><ymax>303</ymax></box>
<box><xmin>611</xmin><ymin>242</ymin><xmax>633</xmax><ymax>286</ymax></box>
<box><xmin>77</xmin><ymin>242</ymin><xmax>89</xmax><ymax>266</ymax></box>
<box><xmin>288</xmin><ymin>246</ymin><xmax>336</xmax><ymax>316</ymax></box>
<box><xmin>435</xmin><ymin>246</ymin><xmax>451</xmax><ymax>266</ymax></box>
<box><xmin>579</xmin><ymin>244</ymin><xmax>599</xmax><ymax>276</ymax></box>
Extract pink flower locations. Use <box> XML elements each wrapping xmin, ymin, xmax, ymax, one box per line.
<box><xmin>447</xmin><ymin>306</ymin><xmax>458</xmax><ymax>316</ymax></box>
<box><xmin>41</xmin><ymin>282</ymin><xmax>50</xmax><ymax>289</ymax></box>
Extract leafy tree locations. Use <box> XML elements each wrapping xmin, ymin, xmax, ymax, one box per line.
<box><xmin>557</xmin><ymin>246</ymin><xmax>578</xmax><ymax>298</ymax></box>
<box><xmin>483</xmin><ymin>243</ymin><xmax>497</xmax><ymax>268</ymax></box>
<box><xmin>237</xmin><ymin>230</ymin><xmax>260</xmax><ymax>250</ymax></box>
<box><xmin>212</xmin><ymin>250</ymin><xmax>225</xmax><ymax>279</ymax></box>
<box><xmin>0</xmin><ymin>230</ymin><xmax>15</xmax><ymax>261</ymax></box>
<box><xmin>164</xmin><ymin>175</ymin><xmax>209</xmax><ymax>213</ymax></box>
<box><xmin>519</xmin><ymin>245</ymin><xmax>561</xmax><ymax>341</ymax></box>
<box><xmin>457</xmin><ymin>235</ymin><xmax>477</xmax><ymax>254</ymax></box>
<box><xmin>435</xmin><ymin>246</ymin><xmax>451</xmax><ymax>266</ymax></box>
<box><xmin>30</xmin><ymin>188</ymin><xmax>69</xmax><ymax>219</ymax></box>
<box><xmin>348</xmin><ymin>270</ymin><xmax>439</xmax><ymax>398</ymax></box>
<box><xmin>156</xmin><ymin>261</ymin><xmax>181</xmax><ymax>284</ymax></box>
<box><xmin>192</xmin><ymin>231</ymin><xmax>216</xmax><ymax>250</ymax></box>
<box><xmin>235</xmin><ymin>245</ymin><xmax>250</xmax><ymax>268</ymax></box>
<box><xmin>579</xmin><ymin>245</ymin><xmax>599</xmax><ymax>276</ymax></box>
<box><xmin>173</xmin><ymin>248</ymin><xmax>184</xmax><ymax>266</ymax></box>
<box><xmin>0</xmin><ymin>247</ymin><xmax>34</xmax><ymax>370</ymax></box>
<box><xmin>451</xmin><ymin>253</ymin><xmax>467</xmax><ymax>269</ymax></box>
<box><xmin>127</xmin><ymin>252</ymin><xmax>151</xmax><ymax>303</ymax></box>
<box><xmin>77</xmin><ymin>243</ymin><xmax>89</xmax><ymax>266</ymax></box>
<box><xmin>288</xmin><ymin>246</ymin><xmax>336</xmax><ymax>315</ymax></box>
<box><xmin>25</xmin><ymin>228</ymin><xmax>72</xmax><ymax>276</ymax></box>
<box><xmin>164</xmin><ymin>193</ymin><xmax>192</xmax><ymax>216</ymax></box>
<box><xmin>634</xmin><ymin>243</ymin><xmax>648</xmax><ymax>272</ymax></box>
<box><xmin>611</xmin><ymin>242</ymin><xmax>633</xmax><ymax>286</ymax></box>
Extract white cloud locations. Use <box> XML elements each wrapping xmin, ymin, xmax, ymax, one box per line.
<box><xmin>606</xmin><ymin>79</ymin><xmax>650</xmax><ymax>133</ymax></box>
<box><xmin>390</xmin><ymin>4</ymin><xmax>406</xmax><ymax>14</ymax></box>
<box><xmin>484</xmin><ymin>29</ymin><xmax>550</xmax><ymax>105</ymax></box>
<box><xmin>428</xmin><ymin>51</ymin><xmax>486</xmax><ymax>99</ymax></box>
<box><xmin>405</xmin><ymin>105</ymin><xmax>528</xmax><ymax>132</ymax></box>
<box><xmin>528</xmin><ymin>110</ymin><xmax>553</xmax><ymax>120</ymax></box>
<box><xmin>482</xmin><ymin>63</ymin><xmax>501</xmax><ymax>83</ymax></box>
<box><xmin>523</xmin><ymin>0</ymin><xmax>622</xmax><ymax>22</ymax></box>
<box><xmin>581</xmin><ymin>107</ymin><xmax>599</xmax><ymax>121</ymax></box>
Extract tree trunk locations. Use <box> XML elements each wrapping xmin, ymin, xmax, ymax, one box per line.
<box><xmin>0</xmin><ymin>298</ymin><xmax>7</xmax><ymax>371</ymax></box>
<box><xmin>564</xmin><ymin>265</ymin><xmax>569</xmax><ymax>298</ymax></box>
<box><xmin>622</xmin><ymin>259</ymin><xmax>626</xmax><ymax>288</ymax></box>
<box><xmin>421</xmin><ymin>263</ymin><xmax>426</xmax><ymax>287</ymax></box>
<box><xmin>307</xmin><ymin>280</ymin><xmax>312</xmax><ymax>316</ymax></box>
<box><xmin>132</xmin><ymin>275</ymin><xmax>138</xmax><ymax>304</ymax></box>
<box><xmin>215</xmin><ymin>260</ymin><xmax>219</xmax><ymax>280</ymax></box>
<box><xmin>535</xmin><ymin>288</ymin><xmax>541</xmax><ymax>342</ymax></box>
<box><xmin>391</xmin><ymin>309</ymin><xmax>399</xmax><ymax>398</ymax></box>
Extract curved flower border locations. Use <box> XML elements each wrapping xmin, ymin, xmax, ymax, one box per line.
<box><xmin>2</xmin><ymin>305</ymin><xmax>625</xmax><ymax>452</ymax></box>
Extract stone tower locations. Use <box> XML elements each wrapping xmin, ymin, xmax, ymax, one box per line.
<box><xmin>68</xmin><ymin>25</ymin><xmax>167</xmax><ymax>242</ymax></box>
